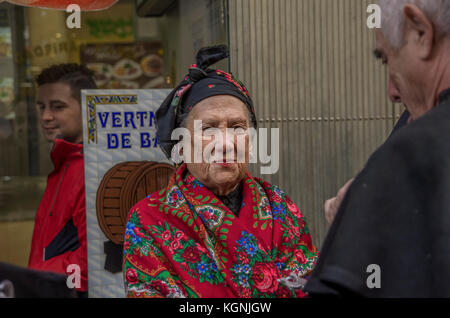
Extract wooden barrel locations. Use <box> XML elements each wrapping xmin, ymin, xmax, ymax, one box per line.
<box><xmin>96</xmin><ymin>161</ymin><xmax>175</xmax><ymax>244</ymax></box>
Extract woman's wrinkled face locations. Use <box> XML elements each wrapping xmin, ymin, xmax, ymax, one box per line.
<box><xmin>184</xmin><ymin>95</ymin><xmax>251</xmax><ymax>196</ymax></box>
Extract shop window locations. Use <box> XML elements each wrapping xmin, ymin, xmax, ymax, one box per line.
<box><xmin>0</xmin><ymin>0</ymin><xmax>228</xmax><ymax>267</ymax></box>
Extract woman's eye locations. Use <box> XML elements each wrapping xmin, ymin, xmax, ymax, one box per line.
<box><xmin>233</xmin><ymin>126</ymin><xmax>247</xmax><ymax>133</ymax></box>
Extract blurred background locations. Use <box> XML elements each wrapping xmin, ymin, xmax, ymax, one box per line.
<box><xmin>0</xmin><ymin>0</ymin><xmax>403</xmax><ymax>267</ymax></box>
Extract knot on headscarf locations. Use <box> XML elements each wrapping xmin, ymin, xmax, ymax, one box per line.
<box><xmin>187</xmin><ymin>45</ymin><xmax>229</xmax><ymax>82</ymax></box>
<box><xmin>188</xmin><ymin>65</ymin><xmax>208</xmax><ymax>82</ymax></box>
<box><xmin>196</xmin><ymin>45</ymin><xmax>229</xmax><ymax>70</ymax></box>
<box><xmin>155</xmin><ymin>45</ymin><xmax>257</xmax><ymax>160</ymax></box>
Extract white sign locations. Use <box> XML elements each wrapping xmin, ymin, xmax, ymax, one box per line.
<box><xmin>81</xmin><ymin>89</ymin><xmax>171</xmax><ymax>297</ymax></box>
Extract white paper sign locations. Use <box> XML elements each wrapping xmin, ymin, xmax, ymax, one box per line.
<box><xmin>81</xmin><ymin>89</ymin><xmax>171</xmax><ymax>297</ymax></box>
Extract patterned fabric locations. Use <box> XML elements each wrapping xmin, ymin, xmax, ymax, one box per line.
<box><xmin>123</xmin><ymin>164</ymin><xmax>318</xmax><ymax>298</ymax></box>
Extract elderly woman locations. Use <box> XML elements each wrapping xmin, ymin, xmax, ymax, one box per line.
<box><xmin>123</xmin><ymin>46</ymin><xmax>318</xmax><ymax>298</ymax></box>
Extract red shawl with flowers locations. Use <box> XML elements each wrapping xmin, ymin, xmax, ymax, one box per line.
<box><xmin>123</xmin><ymin>164</ymin><xmax>318</xmax><ymax>298</ymax></box>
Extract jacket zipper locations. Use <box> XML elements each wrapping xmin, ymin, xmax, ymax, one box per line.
<box><xmin>44</xmin><ymin>163</ymin><xmax>69</xmax><ymax>261</ymax></box>
<box><xmin>49</xmin><ymin>162</ymin><xmax>69</xmax><ymax>217</ymax></box>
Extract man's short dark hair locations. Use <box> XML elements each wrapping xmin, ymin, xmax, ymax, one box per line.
<box><xmin>36</xmin><ymin>63</ymin><xmax>97</xmax><ymax>102</ymax></box>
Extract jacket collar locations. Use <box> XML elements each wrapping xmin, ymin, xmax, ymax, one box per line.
<box><xmin>438</xmin><ymin>88</ymin><xmax>450</xmax><ymax>106</ymax></box>
<box><xmin>50</xmin><ymin>138</ymin><xmax>83</xmax><ymax>169</ymax></box>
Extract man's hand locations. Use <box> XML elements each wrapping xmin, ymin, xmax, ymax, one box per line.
<box><xmin>324</xmin><ymin>178</ymin><xmax>354</xmax><ymax>226</ymax></box>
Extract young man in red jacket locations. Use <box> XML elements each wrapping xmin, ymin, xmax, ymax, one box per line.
<box><xmin>28</xmin><ymin>64</ymin><xmax>97</xmax><ymax>297</ymax></box>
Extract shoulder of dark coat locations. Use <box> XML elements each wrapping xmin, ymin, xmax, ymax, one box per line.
<box><xmin>367</xmin><ymin>104</ymin><xmax>450</xmax><ymax>171</ymax></box>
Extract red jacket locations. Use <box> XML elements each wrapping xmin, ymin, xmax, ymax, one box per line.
<box><xmin>28</xmin><ymin>138</ymin><xmax>87</xmax><ymax>292</ymax></box>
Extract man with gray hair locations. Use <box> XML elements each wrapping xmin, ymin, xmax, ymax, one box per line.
<box><xmin>305</xmin><ymin>0</ymin><xmax>450</xmax><ymax>297</ymax></box>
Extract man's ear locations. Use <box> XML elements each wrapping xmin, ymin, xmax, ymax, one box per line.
<box><xmin>403</xmin><ymin>4</ymin><xmax>434</xmax><ymax>59</ymax></box>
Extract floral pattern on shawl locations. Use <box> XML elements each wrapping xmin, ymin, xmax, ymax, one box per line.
<box><xmin>123</xmin><ymin>164</ymin><xmax>318</xmax><ymax>298</ymax></box>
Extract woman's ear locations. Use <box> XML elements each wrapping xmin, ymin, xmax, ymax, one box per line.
<box><xmin>403</xmin><ymin>4</ymin><xmax>435</xmax><ymax>60</ymax></box>
<box><xmin>171</xmin><ymin>142</ymin><xmax>184</xmax><ymax>164</ymax></box>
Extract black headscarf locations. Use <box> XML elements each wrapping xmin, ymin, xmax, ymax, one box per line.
<box><xmin>155</xmin><ymin>45</ymin><xmax>257</xmax><ymax>159</ymax></box>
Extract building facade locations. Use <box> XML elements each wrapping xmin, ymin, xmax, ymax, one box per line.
<box><xmin>0</xmin><ymin>0</ymin><xmax>401</xmax><ymax>278</ymax></box>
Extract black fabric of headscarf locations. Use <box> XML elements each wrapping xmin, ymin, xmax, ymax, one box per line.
<box><xmin>155</xmin><ymin>45</ymin><xmax>257</xmax><ymax>160</ymax></box>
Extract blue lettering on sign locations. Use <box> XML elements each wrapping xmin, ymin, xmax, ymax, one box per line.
<box><xmin>107</xmin><ymin>133</ymin><xmax>119</xmax><ymax>149</ymax></box>
<box><xmin>140</xmin><ymin>132</ymin><xmax>158</xmax><ymax>148</ymax></box>
<box><xmin>98</xmin><ymin>112</ymin><xmax>109</xmax><ymax>128</ymax></box>
<box><xmin>96</xmin><ymin>111</ymin><xmax>156</xmax><ymax>129</ymax></box>
<box><xmin>106</xmin><ymin>132</ymin><xmax>158</xmax><ymax>149</ymax></box>
<box><xmin>122</xmin><ymin>133</ymin><xmax>131</xmax><ymax>149</ymax></box>
<box><xmin>136</xmin><ymin>111</ymin><xmax>147</xmax><ymax>127</ymax></box>
<box><xmin>97</xmin><ymin>110</ymin><xmax>159</xmax><ymax>149</ymax></box>
<box><xmin>149</xmin><ymin>111</ymin><xmax>155</xmax><ymax>127</ymax></box>
<box><xmin>140</xmin><ymin>132</ymin><xmax>151</xmax><ymax>148</ymax></box>
<box><xmin>124</xmin><ymin>112</ymin><xmax>137</xmax><ymax>129</ymax></box>
<box><xmin>112</xmin><ymin>112</ymin><xmax>122</xmax><ymax>128</ymax></box>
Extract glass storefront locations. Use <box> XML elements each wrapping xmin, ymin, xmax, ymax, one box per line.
<box><xmin>0</xmin><ymin>0</ymin><xmax>228</xmax><ymax>266</ymax></box>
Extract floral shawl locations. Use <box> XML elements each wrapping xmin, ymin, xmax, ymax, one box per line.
<box><xmin>123</xmin><ymin>164</ymin><xmax>318</xmax><ymax>298</ymax></box>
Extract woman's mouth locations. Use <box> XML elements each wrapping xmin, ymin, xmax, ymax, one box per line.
<box><xmin>214</xmin><ymin>162</ymin><xmax>234</xmax><ymax>167</ymax></box>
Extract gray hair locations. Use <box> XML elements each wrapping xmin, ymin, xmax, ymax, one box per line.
<box><xmin>379</xmin><ymin>0</ymin><xmax>450</xmax><ymax>48</ymax></box>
